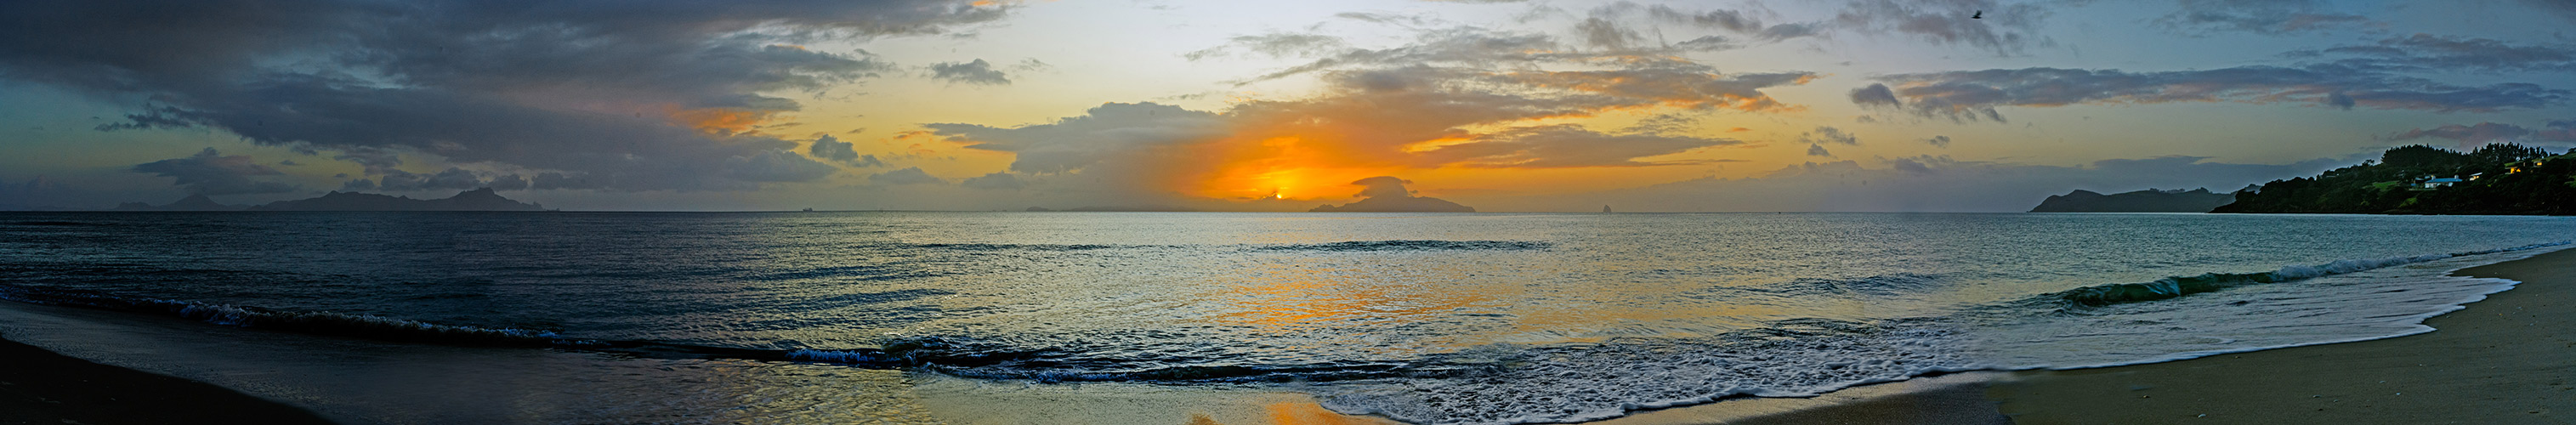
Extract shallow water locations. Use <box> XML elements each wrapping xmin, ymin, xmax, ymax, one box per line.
<box><xmin>2</xmin><ymin>212</ymin><xmax>2569</xmax><ymax>424</ymax></box>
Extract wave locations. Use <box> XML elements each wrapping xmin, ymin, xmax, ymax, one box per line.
<box><xmin>0</xmin><ymin>285</ymin><xmax>590</xmax><ymax>347</ymax></box>
<box><xmin>2043</xmin><ymin>241</ymin><xmax>2567</xmax><ymax>308</ymax></box>
<box><xmin>2</xmin><ymin>221</ymin><xmax>113</xmax><ymax>227</ymax></box>
<box><xmin>1255</xmin><ymin>240</ymin><xmax>1552</xmax><ymax>252</ymax></box>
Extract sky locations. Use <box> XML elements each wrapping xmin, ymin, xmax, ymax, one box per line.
<box><xmin>4</xmin><ymin>0</ymin><xmax>2574</xmax><ymax>212</ymax></box>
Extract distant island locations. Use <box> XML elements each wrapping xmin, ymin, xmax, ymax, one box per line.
<box><xmin>2029</xmin><ymin>188</ymin><xmax>2239</xmax><ymax>212</ymax></box>
<box><xmin>2215</xmin><ymin>144</ymin><xmax>2573</xmax><ymax>215</ymax></box>
<box><xmin>114</xmin><ymin>188</ymin><xmax>547</xmax><ymax>212</ymax></box>
<box><xmin>1309</xmin><ymin>176</ymin><xmax>1476</xmax><ymax>212</ymax></box>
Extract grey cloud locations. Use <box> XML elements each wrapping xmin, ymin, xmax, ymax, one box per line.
<box><xmin>130</xmin><ymin>148</ymin><xmax>302</xmax><ymax>195</ymax></box>
<box><xmin>2298</xmin><ymin>34</ymin><xmax>2576</xmax><ymax>73</ymax></box>
<box><xmin>1924</xmin><ymin>135</ymin><xmax>1953</xmax><ymax>147</ymax></box>
<box><xmin>1850</xmin><ymin>83</ymin><xmax>1901</xmax><ymax>106</ymax></box>
<box><xmin>929</xmin><ymin>59</ymin><xmax>1012</xmax><ymax>85</ymax></box>
<box><xmin>1834</xmin><ymin>0</ymin><xmax>2053</xmax><ymax>55</ymax></box>
<box><xmin>1807</xmin><ymin>144</ymin><xmax>1835</xmax><ymax>157</ymax></box>
<box><xmin>1642</xmin><ymin>4</ymin><xmax>1824</xmax><ymax>42</ymax></box>
<box><xmin>1183</xmin><ymin>33</ymin><xmax>1348</xmax><ymax>60</ymax></box>
<box><xmin>1863</xmin><ymin>66</ymin><xmax>2569</xmax><ymax>122</ymax></box>
<box><xmin>1421</xmin><ymin>124</ymin><xmax>1741</xmax><ymax>167</ymax></box>
<box><xmin>1493</xmin><ymin>155</ymin><xmax>2357</xmax><ymax>212</ymax></box>
<box><xmin>868</xmin><ymin>167</ymin><xmax>946</xmax><ymax>184</ymax></box>
<box><xmin>2529</xmin><ymin>0</ymin><xmax>2576</xmax><ymax>21</ymax></box>
<box><xmin>960</xmin><ymin>173</ymin><xmax>1025</xmax><ymax>190</ymax></box>
<box><xmin>1575</xmin><ymin>17</ymin><xmax>1645</xmax><ymax>50</ymax></box>
<box><xmin>2387</xmin><ymin>122</ymin><xmax>2576</xmax><ymax>144</ymax></box>
<box><xmin>930</xmin><ymin>102</ymin><xmax>1230</xmax><ymax>174</ymax></box>
<box><xmin>3</xmin><ymin>0</ymin><xmax>1005</xmax><ymax>192</ymax></box>
<box><xmin>2153</xmin><ymin>0</ymin><xmax>2371</xmax><ymax>36</ymax></box>
<box><xmin>1798</xmin><ymin>126</ymin><xmax>1860</xmax><ymax>145</ymax></box>
<box><xmin>807</xmin><ymin>134</ymin><xmax>884</xmax><ymax>166</ymax></box>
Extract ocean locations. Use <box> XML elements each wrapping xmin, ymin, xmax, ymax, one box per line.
<box><xmin>1</xmin><ymin>212</ymin><xmax>2569</xmax><ymax>424</ymax></box>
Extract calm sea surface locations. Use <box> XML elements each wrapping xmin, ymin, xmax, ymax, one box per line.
<box><xmin>3</xmin><ymin>212</ymin><xmax>2570</xmax><ymax>424</ymax></box>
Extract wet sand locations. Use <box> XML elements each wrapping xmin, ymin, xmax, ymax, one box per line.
<box><xmin>0</xmin><ymin>332</ymin><xmax>335</xmax><ymax>425</ymax></box>
<box><xmin>1985</xmin><ymin>246</ymin><xmax>2576</xmax><ymax>424</ymax></box>
<box><xmin>1583</xmin><ymin>247</ymin><xmax>2576</xmax><ymax>425</ymax></box>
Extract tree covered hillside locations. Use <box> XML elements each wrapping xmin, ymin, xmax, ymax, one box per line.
<box><xmin>2215</xmin><ymin>144</ymin><xmax>2575</xmax><ymax>215</ymax></box>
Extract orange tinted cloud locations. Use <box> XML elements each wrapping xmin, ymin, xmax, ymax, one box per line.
<box><xmin>663</xmin><ymin>107</ymin><xmax>776</xmax><ymax>135</ymax></box>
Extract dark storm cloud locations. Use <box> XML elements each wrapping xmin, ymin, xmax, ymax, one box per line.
<box><xmin>1859</xmin><ymin>66</ymin><xmax>2569</xmax><ymax>122</ymax></box>
<box><xmin>130</xmin><ymin>148</ymin><xmax>302</xmax><ymax>195</ymax></box>
<box><xmin>868</xmin><ymin>167</ymin><xmax>946</xmax><ymax>184</ymax></box>
<box><xmin>0</xmin><ymin>0</ymin><xmax>1009</xmax><ymax>192</ymax></box>
<box><xmin>1833</xmin><ymin>0</ymin><xmax>2053</xmax><ymax>55</ymax></box>
<box><xmin>928</xmin><ymin>59</ymin><xmax>1012</xmax><ymax>85</ymax></box>
<box><xmin>2153</xmin><ymin>0</ymin><xmax>2371</xmax><ymax>36</ymax></box>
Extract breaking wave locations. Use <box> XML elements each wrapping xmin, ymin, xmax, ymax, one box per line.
<box><xmin>2044</xmin><ymin>241</ymin><xmax>2567</xmax><ymax>308</ymax></box>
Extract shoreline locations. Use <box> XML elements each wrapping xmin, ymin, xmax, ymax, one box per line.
<box><xmin>1593</xmin><ymin>246</ymin><xmax>2576</xmax><ymax>424</ymax></box>
<box><xmin>5</xmin><ymin>247</ymin><xmax>2569</xmax><ymax>424</ymax></box>
<box><xmin>0</xmin><ymin>332</ymin><xmax>335</xmax><ymax>424</ymax></box>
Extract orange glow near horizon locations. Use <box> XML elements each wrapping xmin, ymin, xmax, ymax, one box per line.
<box><xmin>665</xmin><ymin>106</ymin><xmax>774</xmax><ymax>135</ymax></box>
<box><xmin>1191</xmin><ymin>134</ymin><xmax>1403</xmax><ymax>200</ymax></box>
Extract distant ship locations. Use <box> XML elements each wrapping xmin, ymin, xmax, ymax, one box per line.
<box><xmin>1601</xmin><ymin>205</ymin><xmax>1614</xmax><ymax>213</ymax></box>
<box><xmin>801</xmin><ymin>207</ymin><xmax>814</xmax><ymax>212</ymax></box>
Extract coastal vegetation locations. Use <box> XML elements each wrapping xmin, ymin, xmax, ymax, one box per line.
<box><xmin>2216</xmin><ymin>144</ymin><xmax>2574</xmax><ymax>215</ymax></box>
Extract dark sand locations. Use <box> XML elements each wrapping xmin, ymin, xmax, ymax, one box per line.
<box><xmin>0</xmin><ymin>332</ymin><xmax>335</xmax><ymax>425</ymax></box>
<box><xmin>1987</xmin><ymin>247</ymin><xmax>2576</xmax><ymax>424</ymax></box>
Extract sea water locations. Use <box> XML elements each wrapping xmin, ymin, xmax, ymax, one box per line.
<box><xmin>0</xmin><ymin>212</ymin><xmax>2568</xmax><ymax>424</ymax></box>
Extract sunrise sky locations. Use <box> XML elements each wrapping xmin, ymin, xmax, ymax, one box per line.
<box><xmin>5</xmin><ymin>0</ymin><xmax>2574</xmax><ymax>212</ymax></box>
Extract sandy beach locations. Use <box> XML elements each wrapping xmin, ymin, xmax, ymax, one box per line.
<box><xmin>1984</xmin><ymin>246</ymin><xmax>2576</xmax><ymax>423</ymax></box>
<box><xmin>0</xmin><ymin>333</ymin><xmax>334</xmax><ymax>425</ymax></box>
<box><xmin>1582</xmin><ymin>246</ymin><xmax>2576</xmax><ymax>425</ymax></box>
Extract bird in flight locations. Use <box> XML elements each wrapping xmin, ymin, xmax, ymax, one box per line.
<box><xmin>1972</xmin><ymin>10</ymin><xmax>1983</xmax><ymax>19</ymax></box>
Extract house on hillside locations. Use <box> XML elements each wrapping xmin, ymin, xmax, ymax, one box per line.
<box><xmin>2415</xmin><ymin>177</ymin><xmax>2464</xmax><ymax>190</ymax></box>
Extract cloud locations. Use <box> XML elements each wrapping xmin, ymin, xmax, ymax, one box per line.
<box><xmin>869</xmin><ymin>167</ymin><xmax>946</xmax><ymax>184</ymax></box>
<box><xmin>1850</xmin><ymin>83</ymin><xmax>1902</xmax><ymax>107</ymax></box>
<box><xmin>1833</xmin><ymin>0</ymin><xmax>2054</xmax><ymax>55</ymax></box>
<box><xmin>928</xmin><ymin>59</ymin><xmax>1013</xmax><ymax>85</ymax></box>
<box><xmin>2293</xmin><ymin>34</ymin><xmax>2576</xmax><ymax>73</ymax></box>
<box><xmin>807</xmin><ymin>134</ymin><xmax>885</xmax><ymax>166</ymax></box>
<box><xmin>130</xmin><ymin>148</ymin><xmax>302</xmax><ymax>195</ymax></box>
<box><xmin>929</xmin><ymin>102</ymin><xmax>1231</xmax><ymax>174</ymax></box>
<box><xmin>1807</xmin><ymin>144</ymin><xmax>1835</xmax><ymax>157</ymax></box>
<box><xmin>2386</xmin><ymin>121</ymin><xmax>2576</xmax><ymax>146</ymax></box>
<box><xmin>930</xmin><ymin>17</ymin><xmax>1817</xmax><ymax>207</ymax></box>
<box><xmin>1924</xmin><ymin>135</ymin><xmax>1953</xmax><ymax>147</ymax></box>
<box><xmin>1309</xmin><ymin>176</ymin><xmax>1476</xmax><ymax>212</ymax></box>
<box><xmin>960</xmin><ymin>172</ymin><xmax>1024</xmax><ymax>190</ymax></box>
<box><xmin>2529</xmin><ymin>0</ymin><xmax>2576</xmax><ymax>21</ymax></box>
<box><xmin>2153</xmin><ymin>0</ymin><xmax>2372</xmax><ymax>36</ymax></box>
<box><xmin>1798</xmin><ymin>126</ymin><xmax>1860</xmax><ymax>145</ymax></box>
<box><xmin>1482</xmin><ymin>155</ymin><xmax>2358</xmax><ymax>212</ymax></box>
<box><xmin>1</xmin><ymin>0</ymin><xmax>1008</xmax><ymax>192</ymax></box>
<box><xmin>1860</xmin><ymin>66</ymin><xmax>2570</xmax><ymax>122</ymax></box>
<box><xmin>1420</xmin><ymin>124</ymin><xmax>1741</xmax><ymax>167</ymax></box>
